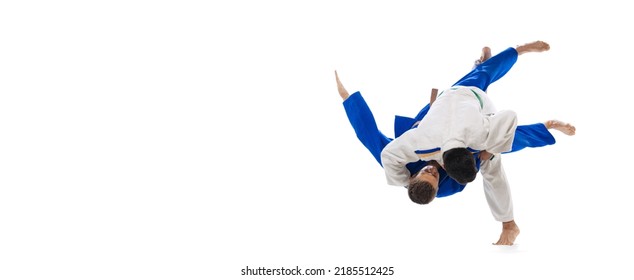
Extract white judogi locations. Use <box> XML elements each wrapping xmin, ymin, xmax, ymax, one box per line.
<box><xmin>380</xmin><ymin>85</ymin><xmax>518</xmax><ymax>221</ymax></box>
<box><xmin>481</xmin><ymin>156</ymin><xmax>513</xmax><ymax>221</ymax></box>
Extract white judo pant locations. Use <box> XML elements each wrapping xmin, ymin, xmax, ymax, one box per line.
<box><xmin>481</xmin><ymin>155</ymin><xmax>514</xmax><ymax>222</ymax></box>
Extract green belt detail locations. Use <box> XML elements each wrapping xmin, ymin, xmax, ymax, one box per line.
<box><xmin>470</xmin><ymin>89</ymin><xmax>483</xmax><ymax>109</ymax></box>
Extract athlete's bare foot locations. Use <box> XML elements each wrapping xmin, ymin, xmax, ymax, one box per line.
<box><xmin>473</xmin><ymin>46</ymin><xmax>492</xmax><ymax>67</ymax></box>
<box><xmin>515</xmin><ymin>40</ymin><xmax>550</xmax><ymax>55</ymax></box>
<box><xmin>335</xmin><ymin>70</ymin><xmax>350</xmax><ymax>100</ymax></box>
<box><xmin>545</xmin><ymin>120</ymin><xmax>576</xmax><ymax>136</ymax></box>
<box><xmin>494</xmin><ymin>220</ymin><xmax>520</xmax><ymax>246</ymax></box>
<box><xmin>480</xmin><ymin>46</ymin><xmax>492</xmax><ymax>62</ymax></box>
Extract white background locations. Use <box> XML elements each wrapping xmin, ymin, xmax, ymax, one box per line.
<box><xmin>1</xmin><ymin>1</ymin><xmax>632</xmax><ymax>279</ymax></box>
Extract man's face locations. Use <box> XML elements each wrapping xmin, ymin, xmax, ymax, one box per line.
<box><xmin>414</xmin><ymin>165</ymin><xmax>440</xmax><ymax>191</ymax></box>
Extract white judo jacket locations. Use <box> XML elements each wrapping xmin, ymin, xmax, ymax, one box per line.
<box><xmin>380</xmin><ymin>86</ymin><xmax>518</xmax><ymax>187</ymax></box>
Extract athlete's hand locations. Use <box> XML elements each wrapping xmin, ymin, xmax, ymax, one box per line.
<box><xmin>478</xmin><ymin>150</ymin><xmax>494</xmax><ymax>161</ymax></box>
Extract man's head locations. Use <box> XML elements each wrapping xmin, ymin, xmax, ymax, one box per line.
<box><xmin>442</xmin><ymin>147</ymin><xmax>477</xmax><ymax>184</ymax></box>
<box><xmin>407</xmin><ymin>165</ymin><xmax>440</xmax><ymax>205</ymax></box>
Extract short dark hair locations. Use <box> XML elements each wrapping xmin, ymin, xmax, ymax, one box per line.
<box><xmin>407</xmin><ymin>178</ymin><xmax>437</xmax><ymax>205</ymax></box>
<box><xmin>442</xmin><ymin>148</ymin><xmax>477</xmax><ymax>184</ymax></box>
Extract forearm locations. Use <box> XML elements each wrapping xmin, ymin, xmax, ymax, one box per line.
<box><xmin>380</xmin><ymin>138</ymin><xmax>419</xmax><ymax>186</ymax></box>
<box><xmin>381</xmin><ymin>149</ymin><xmax>412</xmax><ymax>186</ymax></box>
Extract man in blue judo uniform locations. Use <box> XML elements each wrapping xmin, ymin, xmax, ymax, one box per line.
<box><xmin>336</xmin><ymin>41</ymin><xmax>575</xmax><ymax>245</ymax></box>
